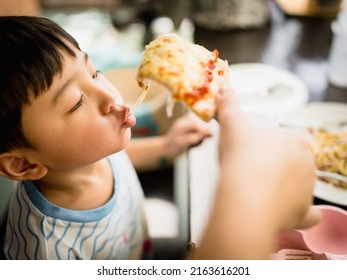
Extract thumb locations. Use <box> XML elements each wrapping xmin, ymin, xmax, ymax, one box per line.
<box><xmin>296</xmin><ymin>206</ymin><xmax>321</xmax><ymax>230</ymax></box>
<box><xmin>216</xmin><ymin>87</ymin><xmax>242</xmax><ymax>122</ymax></box>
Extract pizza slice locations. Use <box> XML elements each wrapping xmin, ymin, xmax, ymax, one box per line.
<box><xmin>136</xmin><ymin>33</ymin><xmax>229</xmax><ymax>121</ymax></box>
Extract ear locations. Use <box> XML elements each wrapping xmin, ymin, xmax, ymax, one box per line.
<box><xmin>0</xmin><ymin>152</ymin><xmax>47</xmax><ymax>181</ymax></box>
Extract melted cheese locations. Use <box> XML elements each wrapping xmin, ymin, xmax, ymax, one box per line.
<box><xmin>136</xmin><ymin>33</ymin><xmax>229</xmax><ymax>121</ymax></box>
<box><xmin>165</xmin><ymin>93</ymin><xmax>176</xmax><ymax>118</ymax></box>
<box><xmin>133</xmin><ymin>79</ymin><xmax>150</xmax><ymax>110</ymax></box>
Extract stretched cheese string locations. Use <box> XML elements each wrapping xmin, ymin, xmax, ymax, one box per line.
<box><xmin>166</xmin><ymin>93</ymin><xmax>175</xmax><ymax>118</ymax></box>
<box><xmin>132</xmin><ymin>79</ymin><xmax>151</xmax><ymax>110</ymax></box>
<box><xmin>135</xmin><ymin>76</ymin><xmax>177</xmax><ymax>118</ymax></box>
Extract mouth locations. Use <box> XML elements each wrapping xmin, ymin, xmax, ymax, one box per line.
<box><xmin>113</xmin><ymin>104</ymin><xmax>136</xmax><ymax>127</ymax></box>
<box><xmin>123</xmin><ymin>108</ymin><xmax>137</xmax><ymax>127</ymax></box>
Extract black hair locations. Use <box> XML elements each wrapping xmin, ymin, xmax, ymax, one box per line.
<box><xmin>0</xmin><ymin>16</ymin><xmax>80</xmax><ymax>153</ymax></box>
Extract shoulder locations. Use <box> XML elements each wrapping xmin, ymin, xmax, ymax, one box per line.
<box><xmin>109</xmin><ymin>151</ymin><xmax>144</xmax><ymax>198</ymax></box>
<box><xmin>108</xmin><ymin>150</ymin><xmax>137</xmax><ymax>176</ymax></box>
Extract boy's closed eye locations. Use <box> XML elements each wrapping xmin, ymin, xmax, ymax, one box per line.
<box><xmin>69</xmin><ymin>95</ymin><xmax>85</xmax><ymax>113</ymax></box>
<box><xmin>68</xmin><ymin>70</ymin><xmax>100</xmax><ymax>113</ymax></box>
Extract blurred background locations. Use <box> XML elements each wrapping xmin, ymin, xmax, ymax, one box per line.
<box><xmin>1</xmin><ymin>0</ymin><xmax>347</xmax><ymax>258</ymax></box>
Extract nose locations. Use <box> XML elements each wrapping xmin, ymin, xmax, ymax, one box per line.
<box><xmin>96</xmin><ymin>86</ymin><xmax>119</xmax><ymax>115</ymax></box>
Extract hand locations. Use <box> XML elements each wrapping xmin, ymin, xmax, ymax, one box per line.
<box><xmin>126</xmin><ymin>113</ymin><xmax>213</xmax><ymax>170</ymax></box>
<box><xmin>162</xmin><ymin>113</ymin><xmax>213</xmax><ymax>159</ymax></box>
<box><xmin>216</xmin><ymin>87</ymin><xmax>320</xmax><ymax>232</ymax></box>
<box><xmin>192</xmin><ymin>87</ymin><xmax>320</xmax><ymax>259</ymax></box>
<box><xmin>193</xmin><ymin>90</ymin><xmax>319</xmax><ymax>259</ymax></box>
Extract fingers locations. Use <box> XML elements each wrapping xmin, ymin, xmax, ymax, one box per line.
<box><xmin>184</xmin><ymin>131</ymin><xmax>207</xmax><ymax>147</ymax></box>
<box><xmin>215</xmin><ymin>87</ymin><xmax>255</xmax><ymax>137</ymax></box>
<box><xmin>176</xmin><ymin>117</ymin><xmax>212</xmax><ymax>148</ymax></box>
<box><xmin>216</xmin><ymin>87</ymin><xmax>242</xmax><ymax>122</ymax></box>
<box><xmin>296</xmin><ymin>206</ymin><xmax>322</xmax><ymax>230</ymax></box>
<box><xmin>164</xmin><ymin>113</ymin><xmax>214</xmax><ymax>158</ymax></box>
<box><xmin>175</xmin><ymin>113</ymin><xmax>213</xmax><ymax>137</ymax></box>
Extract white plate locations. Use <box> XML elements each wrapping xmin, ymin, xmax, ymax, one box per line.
<box><xmin>315</xmin><ymin>180</ymin><xmax>347</xmax><ymax>206</ymax></box>
<box><xmin>278</xmin><ymin>102</ymin><xmax>347</xmax><ymax>128</ymax></box>
<box><xmin>229</xmin><ymin>63</ymin><xmax>309</xmax><ymax>116</ymax></box>
<box><xmin>278</xmin><ymin>102</ymin><xmax>347</xmax><ymax>206</ymax></box>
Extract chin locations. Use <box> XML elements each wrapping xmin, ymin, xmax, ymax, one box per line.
<box><xmin>124</xmin><ymin>128</ymin><xmax>132</xmax><ymax>144</ymax></box>
<box><xmin>114</xmin><ymin>130</ymin><xmax>132</xmax><ymax>152</ymax></box>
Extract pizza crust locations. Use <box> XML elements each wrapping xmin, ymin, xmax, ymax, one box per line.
<box><xmin>136</xmin><ymin>33</ymin><xmax>229</xmax><ymax>121</ymax></box>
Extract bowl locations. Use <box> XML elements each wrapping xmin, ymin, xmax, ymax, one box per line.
<box><xmin>104</xmin><ymin>68</ymin><xmax>186</xmax><ymax>137</ymax></box>
<box><xmin>275</xmin><ymin>205</ymin><xmax>347</xmax><ymax>259</ymax></box>
<box><xmin>300</xmin><ymin>205</ymin><xmax>347</xmax><ymax>255</ymax></box>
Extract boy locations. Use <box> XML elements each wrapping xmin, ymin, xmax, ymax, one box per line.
<box><xmin>0</xmin><ymin>16</ymin><xmax>319</xmax><ymax>260</ymax></box>
<box><xmin>0</xmin><ymin>16</ymin><xmax>212</xmax><ymax>260</ymax></box>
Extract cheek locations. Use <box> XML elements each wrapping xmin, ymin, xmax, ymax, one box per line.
<box><xmin>36</xmin><ymin>124</ymin><xmax>131</xmax><ymax>169</ymax></box>
<box><xmin>22</xmin><ymin>100</ymin><xmax>131</xmax><ymax>167</ymax></box>
<box><xmin>64</xmin><ymin>118</ymin><xmax>131</xmax><ymax>153</ymax></box>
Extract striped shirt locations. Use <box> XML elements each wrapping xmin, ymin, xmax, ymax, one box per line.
<box><xmin>3</xmin><ymin>151</ymin><xmax>148</xmax><ymax>260</ymax></box>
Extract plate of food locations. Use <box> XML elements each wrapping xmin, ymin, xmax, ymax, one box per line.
<box><xmin>278</xmin><ymin>102</ymin><xmax>347</xmax><ymax>206</ymax></box>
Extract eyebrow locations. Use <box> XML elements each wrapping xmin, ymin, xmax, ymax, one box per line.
<box><xmin>51</xmin><ymin>52</ymin><xmax>89</xmax><ymax>106</ymax></box>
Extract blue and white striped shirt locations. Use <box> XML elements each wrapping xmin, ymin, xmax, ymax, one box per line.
<box><xmin>4</xmin><ymin>151</ymin><xmax>147</xmax><ymax>260</ymax></box>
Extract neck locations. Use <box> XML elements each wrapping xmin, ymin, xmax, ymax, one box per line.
<box><xmin>35</xmin><ymin>158</ymin><xmax>113</xmax><ymax>210</ymax></box>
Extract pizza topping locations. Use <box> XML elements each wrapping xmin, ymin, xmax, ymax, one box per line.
<box><xmin>136</xmin><ymin>33</ymin><xmax>229</xmax><ymax>121</ymax></box>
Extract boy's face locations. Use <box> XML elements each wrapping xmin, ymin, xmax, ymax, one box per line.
<box><xmin>20</xmin><ymin>47</ymin><xmax>136</xmax><ymax>170</ymax></box>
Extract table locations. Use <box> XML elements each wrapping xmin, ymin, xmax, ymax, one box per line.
<box><xmin>194</xmin><ymin>1</ymin><xmax>347</xmax><ymax>103</ymax></box>
<box><xmin>174</xmin><ymin>1</ymin><xmax>347</xmax><ymax>245</ymax></box>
